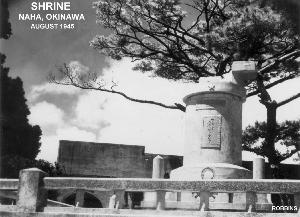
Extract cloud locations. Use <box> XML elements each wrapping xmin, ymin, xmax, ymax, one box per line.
<box><xmin>28</xmin><ymin>101</ymin><xmax>65</xmax><ymax>129</ymax></box>
<box><xmin>72</xmin><ymin>91</ymin><xmax>109</xmax><ymax>130</ymax></box>
<box><xmin>37</xmin><ymin>136</ymin><xmax>60</xmax><ymax>162</ymax></box>
<box><xmin>96</xmin><ymin>94</ymin><xmax>185</xmax><ymax>155</ymax></box>
<box><xmin>56</xmin><ymin>127</ymin><xmax>97</xmax><ymax>142</ymax></box>
<box><xmin>68</xmin><ymin>60</ymin><xmax>90</xmax><ymax>75</ymax></box>
<box><xmin>28</xmin><ymin>83</ymin><xmax>81</xmax><ymax>101</ymax></box>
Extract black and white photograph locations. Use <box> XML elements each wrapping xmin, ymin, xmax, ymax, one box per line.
<box><xmin>0</xmin><ymin>0</ymin><xmax>300</xmax><ymax>216</ymax></box>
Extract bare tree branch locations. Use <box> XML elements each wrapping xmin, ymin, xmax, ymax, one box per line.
<box><xmin>49</xmin><ymin>65</ymin><xmax>186</xmax><ymax>112</ymax></box>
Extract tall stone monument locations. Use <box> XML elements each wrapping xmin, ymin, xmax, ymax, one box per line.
<box><xmin>171</xmin><ymin>61</ymin><xmax>257</xmax><ymax>180</ymax></box>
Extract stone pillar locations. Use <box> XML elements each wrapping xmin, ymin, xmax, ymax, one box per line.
<box><xmin>245</xmin><ymin>192</ymin><xmax>257</xmax><ymax>212</ymax></box>
<box><xmin>108</xmin><ymin>190</ymin><xmax>125</xmax><ymax>209</ymax></box>
<box><xmin>115</xmin><ymin>190</ymin><xmax>125</xmax><ymax>209</ymax></box>
<box><xmin>75</xmin><ymin>190</ymin><xmax>85</xmax><ymax>207</ymax></box>
<box><xmin>108</xmin><ymin>193</ymin><xmax>116</xmax><ymax>209</ymax></box>
<box><xmin>156</xmin><ymin>190</ymin><xmax>166</xmax><ymax>210</ymax></box>
<box><xmin>253</xmin><ymin>157</ymin><xmax>272</xmax><ymax>209</ymax></box>
<box><xmin>199</xmin><ymin>192</ymin><xmax>210</xmax><ymax>211</ymax></box>
<box><xmin>253</xmin><ymin>157</ymin><xmax>265</xmax><ymax>179</ymax></box>
<box><xmin>17</xmin><ymin>168</ymin><xmax>48</xmax><ymax>212</ymax></box>
<box><xmin>152</xmin><ymin>155</ymin><xmax>164</xmax><ymax>178</ymax></box>
<box><xmin>177</xmin><ymin>192</ymin><xmax>181</xmax><ymax>201</ymax></box>
<box><xmin>171</xmin><ymin>62</ymin><xmax>257</xmax><ymax>180</ymax></box>
<box><xmin>152</xmin><ymin>155</ymin><xmax>165</xmax><ymax>209</ymax></box>
<box><xmin>294</xmin><ymin>192</ymin><xmax>300</xmax><ymax>213</ymax></box>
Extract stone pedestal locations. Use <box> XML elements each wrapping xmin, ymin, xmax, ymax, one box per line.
<box><xmin>171</xmin><ymin>80</ymin><xmax>251</xmax><ymax>180</ymax></box>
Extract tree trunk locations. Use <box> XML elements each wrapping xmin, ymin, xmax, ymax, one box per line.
<box><xmin>265</xmin><ymin>103</ymin><xmax>291</xmax><ymax>207</ymax></box>
<box><xmin>265</xmin><ymin>102</ymin><xmax>278</xmax><ymax>176</ymax></box>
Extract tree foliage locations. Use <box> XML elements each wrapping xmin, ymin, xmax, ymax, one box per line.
<box><xmin>90</xmin><ymin>0</ymin><xmax>299</xmax><ymax>83</ymax></box>
<box><xmin>268</xmin><ymin>0</ymin><xmax>300</xmax><ymax>34</ymax></box>
<box><xmin>243</xmin><ymin>120</ymin><xmax>300</xmax><ymax>164</ymax></box>
<box><xmin>0</xmin><ymin>54</ymin><xmax>42</xmax><ymax>177</ymax></box>
<box><xmin>0</xmin><ymin>0</ymin><xmax>12</xmax><ymax>39</ymax></box>
<box><xmin>0</xmin><ymin>0</ymin><xmax>62</xmax><ymax>179</ymax></box>
<box><xmin>0</xmin><ymin>155</ymin><xmax>65</xmax><ymax>178</ymax></box>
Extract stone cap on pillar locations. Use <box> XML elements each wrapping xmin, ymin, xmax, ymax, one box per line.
<box><xmin>183</xmin><ymin>61</ymin><xmax>258</xmax><ymax>105</ymax></box>
<box><xmin>154</xmin><ymin>155</ymin><xmax>163</xmax><ymax>160</ymax></box>
<box><xmin>232</xmin><ymin>61</ymin><xmax>257</xmax><ymax>86</ymax></box>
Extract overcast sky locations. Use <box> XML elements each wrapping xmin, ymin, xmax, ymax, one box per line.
<box><xmin>1</xmin><ymin>0</ymin><xmax>300</xmax><ymax>164</ymax></box>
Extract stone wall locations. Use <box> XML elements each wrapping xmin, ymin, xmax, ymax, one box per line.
<box><xmin>58</xmin><ymin>140</ymin><xmax>147</xmax><ymax>178</ymax></box>
<box><xmin>57</xmin><ymin>140</ymin><xmax>183</xmax><ymax>178</ymax></box>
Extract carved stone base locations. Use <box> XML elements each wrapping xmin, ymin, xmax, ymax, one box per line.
<box><xmin>170</xmin><ymin>163</ymin><xmax>252</xmax><ymax>180</ymax></box>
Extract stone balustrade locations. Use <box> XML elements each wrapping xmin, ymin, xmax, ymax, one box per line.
<box><xmin>0</xmin><ymin>168</ymin><xmax>300</xmax><ymax>216</ymax></box>
<box><xmin>43</xmin><ymin>177</ymin><xmax>300</xmax><ymax>193</ymax></box>
<box><xmin>0</xmin><ymin>179</ymin><xmax>18</xmax><ymax>190</ymax></box>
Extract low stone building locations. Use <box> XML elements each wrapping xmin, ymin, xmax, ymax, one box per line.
<box><xmin>58</xmin><ymin>140</ymin><xmax>183</xmax><ymax>178</ymax></box>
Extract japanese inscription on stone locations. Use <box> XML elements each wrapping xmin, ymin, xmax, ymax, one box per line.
<box><xmin>202</xmin><ymin>115</ymin><xmax>222</xmax><ymax>149</ymax></box>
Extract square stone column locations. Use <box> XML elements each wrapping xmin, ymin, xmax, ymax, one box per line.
<box><xmin>253</xmin><ymin>157</ymin><xmax>272</xmax><ymax>210</ymax></box>
<box><xmin>17</xmin><ymin>168</ymin><xmax>48</xmax><ymax>212</ymax></box>
<box><xmin>115</xmin><ymin>190</ymin><xmax>125</xmax><ymax>209</ymax></box>
<box><xmin>155</xmin><ymin>190</ymin><xmax>166</xmax><ymax>210</ymax></box>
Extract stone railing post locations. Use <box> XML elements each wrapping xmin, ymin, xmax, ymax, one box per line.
<box><xmin>156</xmin><ymin>190</ymin><xmax>166</xmax><ymax>210</ymax></box>
<box><xmin>253</xmin><ymin>157</ymin><xmax>265</xmax><ymax>179</ymax></box>
<box><xmin>294</xmin><ymin>192</ymin><xmax>300</xmax><ymax>213</ymax></box>
<box><xmin>108</xmin><ymin>190</ymin><xmax>125</xmax><ymax>209</ymax></box>
<box><xmin>152</xmin><ymin>155</ymin><xmax>165</xmax><ymax>178</ymax></box>
<box><xmin>245</xmin><ymin>192</ymin><xmax>257</xmax><ymax>212</ymax></box>
<box><xmin>152</xmin><ymin>155</ymin><xmax>165</xmax><ymax>210</ymax></box>
<box><xmin>253</xmin><ymin>157</ymin><xmax>272</xmax><ymax>209</ymax></box>
<box><xmin>199</xmin><ymin>191</ymin><xmax>210</xmax><ymax>211</ymax></box>
<box><xmin>17</xmin><ymin>168</ymin><xmax>48</xmax><ymax>212</ymax></box>
<box><xmin>115</xmin><ymin>189</ymin><xmax>125</xmax><ymax>209</ymax></box>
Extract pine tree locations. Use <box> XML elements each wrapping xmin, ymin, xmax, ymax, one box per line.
<box><xmin>0</xmin><ymin>54</ymin><xmax>42</xmax><ymax>177</ymax></box>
